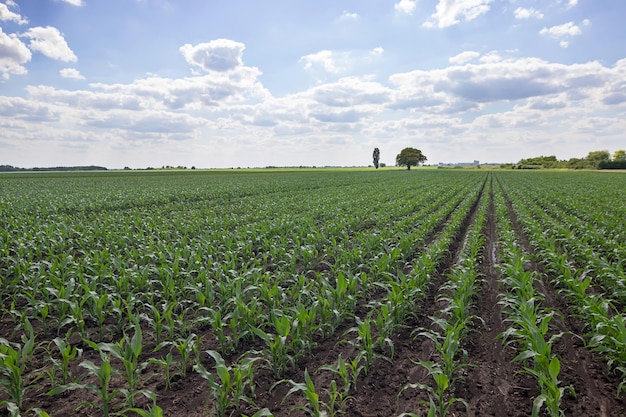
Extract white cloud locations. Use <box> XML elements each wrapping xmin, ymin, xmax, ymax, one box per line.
<box><xmin>395</xmin><ymin>0</ymin><xmax>416</xmax><ymax>15</ymax></box>
<box><xmin>30</xmin><ymin>63</ymin><xmax>268</xmax><ymax>113</ymax></box>
<box><xmin>339</xmin><ymin>11</ymin><xmax>359</xmax><ymax>20</ymax></box>
<box><xmin>0</xmin><ymin>2</ymin><xmax>28</xmax><ymax>24</ymax></box>
<box><xmin>0</xmin><ymin>95</ymin><xmax>57</xmax><ymax>122</ymax></box>
<box><xmin>56</xmin><ymin>0</ymin><xmax>84</xmax><ymax>6</ymax></box>
<box><xmin>539</xmin><ymin>21</ymin><xmax>586</xmax><ymax>47</ymax></box>
<box><xmin>180</xmin><ymin>39</ymin><xmax>245</xmax><ymax>72</ymax></box>
<box><xmin>449</xmin><ymin>50</ymin><xmax>480</xmax><ymax>64</ymax></box>
<box><xmin>300</xmin><ymin>50</ymin><xmax>345</xmax><ymax>74</ymax></box>
<box><xmin>85</xmin><ymin>110</ymin><xmax>207</xmax><ymax>134</ymax></box>
<box><xmin>0</xmin><ymin>27</ymin><xmax>31</xmax><ymax>79</ymax></box>
<box><xmin>370</xmin><ymin>46</ymin><xmax>384</xmax><ymax>56</ymax></box>
<box><xmin>21</xmin><ymin>26</ymin><xmax>77</xmax><ymax>62</ymax></box>
<box><xmin>540</xmin><ymin>21</ymin><xmax>582</xmax><ymax>38</ymax></box>
<box><xmin>514</xmin><ymin>7</ymin><xmax>544</xmax><ymax>20</ymax></box>
<box><xmin>478</xmin><ymin>51</ymin><xmax>503</xmax><ymax>63</ymax></box>
<box><xmin>426</xmin><ymin>0</ymin><xmax>494</xmax><ymax>29</ymax></box>
<box><xmin>308</xmin><ymin>77</ymin><xmax>390</xmax><ymax>108</ymax></box>
<box><xmin>567</xmin><ymin>0</ymin><xmax>578</xmax><ymax>8</ymax></box>
<box><xmin>389</xmin><ymin>56</ymin><xmax>612</xmax><ymax>113</ymax></box>
<box><xmin>60</xmin><ymin>67</ymin><xmax>85</xmax><ymax>79</ymax></box>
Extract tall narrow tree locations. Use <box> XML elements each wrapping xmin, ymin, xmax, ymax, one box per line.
<box><xmin>373</xmin><ymin>148</ymin><xmax>380</xmax><ymax>169</ymax></box>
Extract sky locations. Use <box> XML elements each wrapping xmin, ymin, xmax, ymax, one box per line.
<box><xmin>1</xmin><ymin>0</ymin><xmax>625</xmax><ymax>169</ymax></box>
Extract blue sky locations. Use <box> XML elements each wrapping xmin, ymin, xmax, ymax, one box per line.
<box><xmin>1</xmin><ymin>0</ymin><xmax>625</xmax><ymax>168</ymax></box>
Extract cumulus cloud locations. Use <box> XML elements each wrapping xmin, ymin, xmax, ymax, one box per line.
<box><xmin>180</xmin><ymin>39</ymin><xmax>245</xmax><ymax>72</ymax></box>
<box><xmin>395</xmin><ymin>0</ymin><xmax>416</xmax><ymax>15</ymax></box>
<box><xmin>425</xmin><ymin>0</ymin><xmax>494</xmax><ymax>29</ymax></box>
<box><xmin>60</xmin><ymin>67</ymin><xmax>85</xmax><ymax>79</ymax></box>
<box><xmin>0</xmin><ymin>2</ymin><xmax>28</xmax><ymax>24</ymax></box>
<box><xmin>308</xmin><ymin>77</ymin><xmax>390</xmax><ymax>108</ymax></box>
<box><xmin>514</xmin><ymin>7</ymin><xmax>544</xmax><ymax>20</ymax></box>
<box><xmin>0</xmin><ymin>27</ymin><xmax>31</xmax><ymax>79</ymax></box>
<box><xmin>0</xmin><ymin>96</ymin><xmax>57</xmax><ymax>122</ymax></box>
<box><xmin>539</xmin><ymin>21</ymin><xmax>586</xmax><ymax>48</ymax></box>
<box><xmin>300</xmin><ymin>50</ymin><xmax>346</xmax><ymax>74</ymax></box>
<box><xmin>389</xmin><ymin>57</ymin><xmax>612</xmax><ymax>113</ymax></box>
<box><xmin>27</xmin><ymin>85</ymin><xmax>143</xmax><ymax>111</ymax></box>
<box><xmin>540</xmin><ymin>21</ymin><xmax>582</xmax><ymax>38</ymax></box>
<box><xmin>449</xmin><ymin>50</ymin><xmax>480</xmax><ymax>64</ymax></box>
<box><xmin>30</xmin><ymin>62</ymin><xmax>268</xmax><ymax>113</ymax></box>
<box><xmin>21</xmin><ymin>26</ymin><xmax>77</xmax><ymax>62</ymax></box>
<box><xmin>86</xmin><ymin>110</ymin><xmax>207</xmax><ymax>134</ymax></box>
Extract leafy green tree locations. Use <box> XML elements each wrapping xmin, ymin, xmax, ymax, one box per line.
<box><xmin>396</xmin><ymin>147</ymin><xmax>427</xmax><ymax>170</ymax></box>
<box><xmin>613</xmin><ymin>150</ymin><xmax>626</xmax><ymax>161</ymax></box>
<box><xmin>373</xmin><ymin>148</ymin><xmax>380</xmax><ymax>169</ymax></box>
<box><xmin>586</xmin><ymin>150</ymin><xmax>611</xmax><ymax>167</ymax></box>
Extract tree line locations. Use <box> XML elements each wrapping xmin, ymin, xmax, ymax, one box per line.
<box><xmin>508</xmin><ymin>150</ymin><xmax>626</xmax><ymax>170</ymax></box>
<box><xmin>0</xmin><ymin>165</ymin><xmax>108</xmax><ymax>172</ymax></box>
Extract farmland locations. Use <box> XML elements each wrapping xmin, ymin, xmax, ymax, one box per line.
<box><xmin>1</xmin><ymin>169</ymin><xmax>625</xmax><ymax>417</ymax></box>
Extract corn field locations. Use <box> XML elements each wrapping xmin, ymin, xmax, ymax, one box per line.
<box><xmin>1</xmin><ymin>169</ymin><xmax>625</xmax><ymax>417</ymax></box>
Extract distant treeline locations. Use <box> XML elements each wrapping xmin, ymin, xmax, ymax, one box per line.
<box><xmin>0</xmin><ymin>165</ymin><xmax>108</xmax><ymax>172</ymax></box>
<box><xmin>503</xmin><ymin>150</ymin><xmax>626</xmax><ymax>170</ymax></box>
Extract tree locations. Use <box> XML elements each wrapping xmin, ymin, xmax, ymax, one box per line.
<box><xmin>586</xmin><ymin>150</ymin><xmax>611</xmax><ymax>166</ymax></box>
<box><xmin>373</xmin><ymin>148</ymin><xmax>380</xmax><ymax>169</ymax></box>
<box><xmin>613</xmin><ymin>149</ymin><xmax>626</xmax><ymax>162</ymax></box>
<box><xmin>396</xmin><ymin>147</ymin><xmax>427</xmax><ymax>170</ymax></box>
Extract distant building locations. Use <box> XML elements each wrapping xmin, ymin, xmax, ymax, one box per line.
<box><xmin>437</xmin><ymin>160</ymin><xmax>480</xmax><ymax>167</ymax></box>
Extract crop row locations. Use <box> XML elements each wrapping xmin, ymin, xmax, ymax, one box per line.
<box><xmin>495</xmin><ymin>173</ymin><xmax>626</xmax><ymax>398</ymax></box>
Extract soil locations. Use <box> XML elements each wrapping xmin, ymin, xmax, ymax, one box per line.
<box><xmin>4</xmin><ymin>175</ymin><xmax>626</xmax><ymax>417</ymax></box>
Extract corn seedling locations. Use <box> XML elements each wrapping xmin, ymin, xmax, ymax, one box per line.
<box><xmin>280</xmin><ymin>369</ymin><xmax>325</xmax><ymax>417</ymax></box>
<box><xmin>44</xmin><ymin>336</ymin><xmax>82</xmax><ymax>388</ymax></box>
<box><xmin>317</xmin><ymin>354</ymin><xmax>351</xmax><ymax>395</ymax></box>
<box><xmin>342</xmin><ymin>317</ymin><xmax>375</xmax><ymax>374</ymax></box>
<box><xmin>252</xmin><ymin>312</ymin><xmax>296</xmax><ymax>378</ymax></box>
<box><xmin>400</xmin><ymin>360</ymin><xmax>469</xmax><ymax>417</ymax></box>
<box><xmin>193</xmin><ymin>350</ymin><xmax>260</xmax><ymax>417</ymax></box>
<box><xmin>0</xmin><ymin>318</ymin><xmax>36</xmax><ymax>413</ymax></box>
<box><xmin>96</xmin><ymin>325</ymin><xmax>154</xmax><ymax>408</ymax></box>
<box><xmin>173</xmin><ymin>332</ymin><xmax>199</xmax><ymax>378</ymax></box>
<box><xmin>148</xmin><ymin>348</ymin><xmax>176</xmax><ymax>390</ymax></box>
<box><xmin>49</xmin><ymin>350</ymin><xmax>122</xmax><ymax>417</ymax></box>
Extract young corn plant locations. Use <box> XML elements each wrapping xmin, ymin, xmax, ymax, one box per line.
<box><xmin>148</xmin><ymin>348</ymin><xmax>176</xmax><ymax>390</ymax></box>
<box><xmin>173</xmin><ymin>333</ymin><xmax>199</xmax><ymax>378</ymax></box>
<box><xmin>342</xmin><ymin>317</ymin><xmax>376</xmax><ymax>374</ymax></box>
<box><xmin>0</xmin><ymin>317</ymin><xmax>36</xmax><ymax>414</ymax></box>
<box><xmin>204</xmin><ymin>307</ymin><xmax>235</xmax><ymax>354</ymax></box>
<box><xmin>193</xmin><ymin>350</ymin><xmax>260</xmax><ymax>417</ymax></box>
<box><xmin>49</xmin><ymin>349</ymin><xmax>122</xmax><ymax>417</ymax></box>
<box><xmin>322</xmin><ymin>379</ymin><xmax>352</xmax><ymax>417</ymax></box>
<box><xmin>280</xmin><ymin>369</ymin><xmax>325</xmax><ymax>417</ymax></box>
<box><xmin>317</xmin><ymin>354</ymin><xmax>351</xmax><ymax>395</ymax></box>
<box><xmin>44</xmin><ymin>336</ymin><xmax>83</xmax><ymax>389</ymax></box>
<box><xmin>95</xmin><ymin>325</ymin><xmax>154</xmax><ymax>408</ymax></box>
<box><xmin>399</xmin><ymin>360</ymin><xmax>468</xmax><ymax>417</ymax></box>
<box><xmin>252</xmin><ymin>312</ymin><xmax>296</xmax><ymax>378</ymax></box>
<box><xmin>59</xmin><ymin>297</ymin><xmax>89</xmax><ymax>340</ymax></box>
<box><xmin>416</xmin><ymin>319</ymin><xmax>469</xmax><ymax>384</ymax></box>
